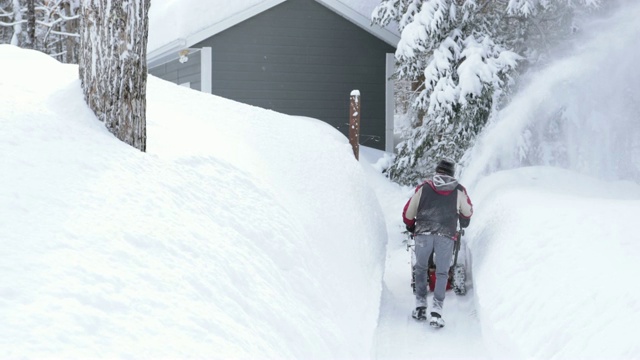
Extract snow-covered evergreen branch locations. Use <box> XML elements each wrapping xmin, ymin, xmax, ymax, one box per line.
<box><xmin>372</xmin><ymin>0</ymin><xmax>601</xmax><ymax>185</ymax></box>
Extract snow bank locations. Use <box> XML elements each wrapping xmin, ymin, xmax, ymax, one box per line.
<box><xmin>0</xmin><ymin>44</ymin><xmax>387</xmax><ymax>359</ymax></box>
<box><xmin>458</xmin><ymin>4</ymin><xmax>640</xmax><ymax>356</ymax></box>
<box><xmin>468</xmin><ymin>166</ymin><xmax>640</xmax><ymax>359</ymax></box>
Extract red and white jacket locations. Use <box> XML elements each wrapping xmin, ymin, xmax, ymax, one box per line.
<box><xmin>402</xmin><ymin>174</ymin><xmax>473</xmax><ymax>238</ymax></box>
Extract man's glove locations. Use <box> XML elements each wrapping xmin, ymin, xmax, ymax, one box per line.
<box><xmin>459</xmin><ymin>217</ymin><xmax>471</xmax><ymax>229</ymax></box>
<box><xmin>406</xmin><ymin>224</ymin><xmax>415</xmax><ymax>233</ymax></box>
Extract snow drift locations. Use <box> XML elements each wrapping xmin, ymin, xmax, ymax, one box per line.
<box><xmin>0</xmin><ymin>44</ymin><xmax>387</xmax><ymax>359</ymax></box>
<box><xmin>461</xmin><ymin>2</ymin><xmax>640</xmax><ymax>359</ymax></box>
<box><xmin>469</xmin><ymin>167</ymin><xmax>640</xmax><ymax>359</ymax></box>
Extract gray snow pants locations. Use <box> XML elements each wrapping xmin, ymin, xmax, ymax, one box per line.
<box><xmin>414</xmin><ymin>234</ymin><xmax>454</xmax><ymax>313</ymax></box>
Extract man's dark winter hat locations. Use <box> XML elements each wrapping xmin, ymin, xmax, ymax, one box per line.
<box><xmin>435</xmin><ymin>159</ymin><xmax>455</xmax><ymax>177</ymax></box>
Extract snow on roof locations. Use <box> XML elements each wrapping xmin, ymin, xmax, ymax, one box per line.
<box><xmin>147</xmin><ymin>0</ymin><xmax>399</xmax><ymax>65</ymax></box>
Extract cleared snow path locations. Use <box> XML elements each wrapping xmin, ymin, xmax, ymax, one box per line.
<box><xmin>359</xmin><ymin>154</ymin><xmax>489</xmax><ymax>359</ymax></box>
<box><xmin>374</xmin><ymin>234</ymin><xmax>489</xmax><ymax>359</ymax></box>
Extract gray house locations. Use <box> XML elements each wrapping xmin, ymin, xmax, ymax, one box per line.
<box><xmin>147</xmin><ymin>0</ymin><xmax>399</xmax><ymax>151</ymax></box>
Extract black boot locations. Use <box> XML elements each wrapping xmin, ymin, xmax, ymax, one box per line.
<box><xmin>412</xmin><ymin>306</ymin><xmax>427</xmax><ymax>321</ymax></box>
<box><xmin>429</xmin><ymin>312</ymin><xmax>445</xmax><ymax>328</ymax></box>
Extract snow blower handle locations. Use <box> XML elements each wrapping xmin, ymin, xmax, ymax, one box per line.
<box><xmin>452</xmin><ymin>230</ymin><xmax>463</xmax><ymax>266</ymax></box>
<box><xmin>405</xmin><ymin>231</ymin><xmax>415</xmax><ymax>252</ymax></box>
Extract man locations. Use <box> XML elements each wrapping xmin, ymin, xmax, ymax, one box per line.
<box><xmin>402</xmin><ymin>159</ymin><xmax>473</xmax><ymax>328</ymax></box>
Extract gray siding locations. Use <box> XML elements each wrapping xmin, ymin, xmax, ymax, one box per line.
<box><xmin>196</xmin><ymin>0</ymin><xmax>395</xmax><ymax>150</ymax></box>
<box><xmin>149</xmin><ymin>51</ymin><xmax>202</xmax><ymax>91</ymax></box>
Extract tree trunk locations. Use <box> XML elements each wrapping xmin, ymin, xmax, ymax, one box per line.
<box><xmin>10</xmin><ymin>0</ymin><xmax>22</xmax><ymax>46</ymax></box>
<box><xmin>25</xmin><ymin>0</ymin><xmax>35</xmax><ymax>49</ymax></box>
<box><xmin>61</xmin><ymin>2</ymin><xmax>80</xmax><ymax>64</ymax></box>
<box><xmin>79</xmin><ymin>0</ymin><xmax>150</xmax><ymax>152</ymax></box>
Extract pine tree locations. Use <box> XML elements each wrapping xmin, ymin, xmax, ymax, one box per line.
<box><xmin>373</xmin><ymin>0</ymin><xmax>601</xmax><ymax>185</ymax></box>
<box><xmin>79</xmin><ymin>0</ymin><xmax>150</xmax><ymax>151</ymax></box>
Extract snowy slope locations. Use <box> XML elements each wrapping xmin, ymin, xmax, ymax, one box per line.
<box><xmin>0</xmin><ymin>44</ymin><xmax>386</xmax><ymax>358</ymax></box>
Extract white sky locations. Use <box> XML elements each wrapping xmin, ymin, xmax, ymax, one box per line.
<box><xmin>1</xmin><ymin>2</ymin><xmax>640</xmax><ymax>358</ymax></box>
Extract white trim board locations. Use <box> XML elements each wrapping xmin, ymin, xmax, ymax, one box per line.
<box><xmin>200</xmin><ymin>47</ymin><xmax>212</xmax><ymax>94</ymax></box>
<box><xmin>385</xmin><ymin>53</ymin><xmax>395</xmax><ymax>153</ymax></box>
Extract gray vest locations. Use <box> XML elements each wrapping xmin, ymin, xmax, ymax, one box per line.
<box><xmin>415</xmin><ymin>183</ymin><xmax>460</xmax><ymax>238</ymax></box>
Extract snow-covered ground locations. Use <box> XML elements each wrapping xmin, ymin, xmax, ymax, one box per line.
<box><xmin>0</xmin><ymin>44</ymin><xmax>387</xmax><ymax>358</ymax></box>
<box><xmin>2</xmin><ymin>1</ymin><xmax>640</xmax><ymax>358</ymax></box>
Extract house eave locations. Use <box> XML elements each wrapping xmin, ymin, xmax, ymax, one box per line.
<box><xmin>315</xmin><ymin>0</ymin><xmax>399</xmax><ymax>47</ymax></box>
<box><xmin>147</xmin><ymin>38</ymin><xmax>188</xmax><ymax>68</ymax></box>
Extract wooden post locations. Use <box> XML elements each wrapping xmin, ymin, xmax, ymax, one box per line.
<box><xmin>349</xmin><ymin>90</ymin><xmax>361</xmax><ymax>160</ymax></box>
